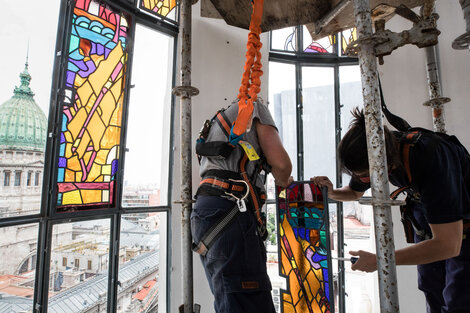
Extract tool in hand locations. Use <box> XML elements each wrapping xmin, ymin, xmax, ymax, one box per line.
<box><xmin>332</xmin><ymin>257</ymin><xmax>359</xmax><ymax>264</ymax></box>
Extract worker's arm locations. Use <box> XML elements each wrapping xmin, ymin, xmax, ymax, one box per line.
<box><xmin>255</xmin><ymin>120</ymin><xmax>292</xmax><ymax>187</ymax></box>
<box><xmin>311</xmin><ymin>176</ymin><xmax>364</xmax><ymax>201</ymax></box>
<box><xmin>396</xmin><ymin>220</ymin><xmax>463</xmax><ymax>264</ymax></box>
<box><xmin>349</xmin><ymin>220</ymin><xmax>463</xmax><ymax>272</ymax></box>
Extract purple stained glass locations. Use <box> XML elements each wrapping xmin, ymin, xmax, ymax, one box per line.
<box><xmin>58</xmin><ymin>157</ymin><xmax>67</xmax><ymax>167</ymax></box>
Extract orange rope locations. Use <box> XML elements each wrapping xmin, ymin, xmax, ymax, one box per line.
<box><xmin>232</xmin><ymin>0</ymin><xmax>264</xmax><ymax>138</ymax></box>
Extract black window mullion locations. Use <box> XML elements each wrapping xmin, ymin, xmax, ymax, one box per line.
<box><xmin>35</xmin><ymin>220</ymin><xmax>54</xmax><ymax>313</ymax></box>
<box><xmin>296</xmin><ymin>27</ymin><xmax>304</xmax><ymax>180</ymax></box>
<box><xmin>107</xmin><ymin>214</ymin><xmax>121</xmax><ymax>313</ymax></box>
<box><xmin>296</xmin><ymin>64</ymin><xmax>304</xmax><ymax>180</ymax></box>
<box><xmin>334</xmin><ymin>64</ymin><xmax>346</xmax><ymax>313</ymax></box>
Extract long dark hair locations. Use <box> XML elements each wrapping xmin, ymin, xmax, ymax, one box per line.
<box><xmin>338</xmin><ymin>107</ymin><xmax>399</xmax><ymax>175</ymax></box>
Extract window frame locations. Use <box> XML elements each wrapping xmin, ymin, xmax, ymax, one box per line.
<box><xmin>268</xmin><ymin>26</ymin><xmax>358</xmax><ymax>313</ymax></box>
<box><xmin>14</xmin><ymin>171</ymin><xmax>22</xmax><ymax>187</ymax></box>
<box><xmin>4</xmin><ymin>171</ymin><xmax>11</xmax><ymax>187</ymax></box>
<box><xmin>0</xmin><ymin>1</ymin><xmax>179</xmax><ymax>312</ymax></box>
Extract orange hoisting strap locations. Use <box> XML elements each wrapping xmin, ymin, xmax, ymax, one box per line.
<box><xmin>230</xmin><ymin>0</ymin><xmax>264</xmax><ymax>142</ymax></box>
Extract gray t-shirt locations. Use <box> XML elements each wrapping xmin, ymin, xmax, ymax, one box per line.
<box><xmin>199</xmin><ymin>99</ymin><xmax>277</xmax><ymax>191</ymax></box>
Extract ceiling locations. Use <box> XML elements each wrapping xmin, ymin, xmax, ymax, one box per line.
<box><xmin>201</xmin><ymin>0</ymin><xmax>426</xmax><ymax>40</ymax></box>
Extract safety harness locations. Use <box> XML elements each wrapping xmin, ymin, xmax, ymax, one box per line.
<box><xmin>389</xmin><ymin>130</ymin><xmax>431</xmax><ymax>243</ymax></box>
<box><xmin>192</xmin><ymin>0</ymin><xmax>267</xmax><ymax>256</ymax></box>
<box><xmin>192</xmin><ymin>108</ymin><xmax>270</xmax><ymax>256</ymax></box>
<box><xmin>378</xmin><ymin>76</ymin><xmax>470</xmax><ymax>242</ymax></box>
<box><xmin>389</xmin><ymin>129</ymin><xmax>470</xmax><ymax>243</ymax></box>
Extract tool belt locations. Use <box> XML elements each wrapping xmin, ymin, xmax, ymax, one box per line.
<box><xmin>192</xmin><ymin>170</ymin><xmax>268</xmax><ymax>256</ymax></box>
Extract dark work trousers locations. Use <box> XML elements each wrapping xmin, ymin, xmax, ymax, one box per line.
<box><xmin>191</xmin><ymin>196</ymin><xmax>276</xmax><ymax>313</ymax></box>
<box><xmin>416</xmin><ymin>231</ymin><xmax>470</xmax><ymax>312</ymax></box>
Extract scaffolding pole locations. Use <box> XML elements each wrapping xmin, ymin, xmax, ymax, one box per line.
<box><xmin>173</xmin><ymin>0</ymin><xmax>199</xmax><ymax>312</ymax></box>
<box><xmin>452</xmin><ymin>0</ymin><xmax>470</xmax><ymax>50</ymax></box>
<box><xmin>424</xmin><ymin>44</ymin><xmax>449</xmax><ymax>132</ymax></box>
<box><xmin>353</xmin><ymin>0</ymin><xmax>400</xmax><ymax>312</ymax></box>
<box><xmin>422</xmin><ymin>0</ymin><xmax>450</xmax><ymax>133</ymax></box>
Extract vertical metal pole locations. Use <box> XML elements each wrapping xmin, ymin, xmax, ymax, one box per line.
<box><xmin>422</xmin><ymin>1</ymin><xmax>450</xmax><ymax>133</ymax></box>
<box><xmin>353</xmin><ymin>0</ymin><xmax>400</xmax><ymax>312</ymax></box>
<box><xmin>334</xmin><ymin>64</ymin><xmax>346</xmax><ymax>313</ymax></box>
<box><xmin>173</xmin><ymin>0</ymin><xmax>199</xmax><ymax>312</ymax></box>
<box><xmin>296</xmin><ymin>27</ymin><xmax>304</xmax><ymax>181</ymax></box>
<box><xmin>452</xmin><ymin>0</ymin><xmax>470</xmax><ymax>50</ymax></box>
<box><xmin>424</xmin><ymin>45</ymin><xmax>448</xmax><ymax>132</ymax></box>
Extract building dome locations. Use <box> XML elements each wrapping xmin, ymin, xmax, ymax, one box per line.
<box><xmin>0</xmin><ymin>60</ymin><xmax>47</xmax><ymax>152</ymax></box>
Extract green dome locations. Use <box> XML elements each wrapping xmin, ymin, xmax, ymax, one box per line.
<box><xmin>0</xmin><ymin>61</ymin><xmax>47</xmax><ymax>152</ymax></box>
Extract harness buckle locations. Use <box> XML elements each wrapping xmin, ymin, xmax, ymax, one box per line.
<box><xmin>224</xmin><ymin>179</ymin><xmax>249</xmax><ymax>212</ymax></box>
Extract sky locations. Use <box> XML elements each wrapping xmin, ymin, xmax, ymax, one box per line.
<box><xmin>0</xmin><ymin>0</ymin><xmax>61</xmax><ymax>114</ymax></box>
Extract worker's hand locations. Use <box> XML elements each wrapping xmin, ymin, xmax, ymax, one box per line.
<box><xmin>311</xmin><ymin>176</ymin><xmax>334</xmax><ymax>194</ymax></box>
<box><xmin>349</xmin><ymin>250</ymin><xmax>377</xmax><ymax>273</ymax></box>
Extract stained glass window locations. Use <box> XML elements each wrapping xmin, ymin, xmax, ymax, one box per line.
<box><xmin>303</xmin><ymin>26</ymin><xmax>335</xmax><ymax>54</ymax></box>
<box><xmin>276</xmin><ymin>181</ymin><xmax>333</xmax><ymax>313</ymax></box>
<box><xmin>140</xmin><ymin>0</ymin><xmax>177</xmax><ymax>21</ymax></box>
<box><xmin>271</xmin><ymin>27</ymin><xmax>297</xmax><ymax>52</ymax></box>
<box><xmin>56</xmin><ymin>0</ymin><xmax>130</xmax><ymax>212</ymax></box>
<box><xmin>341</xmin><ymin>28</ymin><xmax>358</xmax><ymax>56</ymax></box>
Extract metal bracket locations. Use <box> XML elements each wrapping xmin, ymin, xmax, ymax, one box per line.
<box><xmin>172</xmin><ymin>86</ymin><xmax>200</xmax><ymax>98</ymax></box>
<box><xmin>346</xmin><ymin>9</ymin><xmax>440</xmax><ymax>64</ymax></box>
<box><xmin>452</xmin><ymin>31</ymin><xmax>470</xmax><ymax>50</ymax></box>
<box><xmin>423</xmin><ymin>97</ymin><xmax>451</xmax><ymax>107</ymax></box>
<box><xmin>173</xmin><ymin>199</ymin><xmax>196</xmax><ymax>204</ymax></box>
<box><xmin>358</xmin><ymin>197</ymin><xmax>405</xmax><ymax>206</ymax></box>
<box><xmin>179</xmin><ymin>303</ymin><xmax>201</xmax><ymax>313</ymax></box>
<box><xmin>453</xmin><ymin>0</ymin><xmax>470</xmax><ymax>50</ymax></box>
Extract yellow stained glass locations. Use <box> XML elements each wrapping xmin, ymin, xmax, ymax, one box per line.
<box><xmin>81</xmin><ymin>190</ymin><xmax>102</xmax><ymax>204</ymax></box>
<box><xmin>56</xmin><ymin>0</ymin><xmax>129</xmax><ymax>212</ymax></box>
<box><xmin>62</xmin><ymin>190</ymin><xmax>82</xmax><ymax>205</ymax></box>
<box><xmin>141</xmin><ymin>0</ymin><xmax>176</xmax><ymax>17</ymax></box>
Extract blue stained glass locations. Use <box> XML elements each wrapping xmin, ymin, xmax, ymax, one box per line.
<box><xmin>58</xmin><ymin>157</ymin><xmax>67</xmax><ymax>167</ymax></box>
<box><xmin>111</xmin><ymin>159</ymin><xmax>119</xmax><ymax>176</ymax></box>
<box><xmin>312</xmin><ymin>252</ymin><xmax>327</xmax><ymax>263</ymax></box>
<box><xmin>57</xmin><ymin>168</ymin><xmax>65</xmax><ymax>182</ymax></box>
<box><xmin>61</xmin><ymin>114</ymin><xmax>68</xmax><ymax>131</ymax></box>
<box><xmin>59</xmin><ymin>143</ymin><xmax>65</xmax><ymax>156</ymax></box>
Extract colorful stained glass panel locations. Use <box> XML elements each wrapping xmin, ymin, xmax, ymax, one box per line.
<box><xmin>140</xmin><ymin>0</ymin><xmax>177</xmax><ymax>20</ymax></box>
<box><xmin>303</xmin><ymin>26</ymin><xmax>335</xmax><ymax>54</ymax></box>
<box><xmin>276</xmin><ymin>182</ymin><xmax>333</xmax><ymax>313</ymax></box>
<box><xmin>271</xmin><ymin>27</ymin><xmax>297</xmax><ymax>52</ymax></box>
<box><xmin>341</xmin><ymin>28</ymin><xmax>358</xmax><ymax>56</ymax></box>
<box><xmin>56</xmin><ymin>0</ymin><xmax>130</xmax><ymax>212</ymax></box>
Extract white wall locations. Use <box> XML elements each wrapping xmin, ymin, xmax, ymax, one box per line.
<box><xmin>169</xmin><ymin>1</ymin><xmax>470</xmax><ymax>313</ymax></box>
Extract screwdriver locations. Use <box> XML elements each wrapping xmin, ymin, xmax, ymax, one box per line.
<box><xmin>332</xmin><ymin>257</ymin><xmax>358</xmax><ymax>264</ymax></box>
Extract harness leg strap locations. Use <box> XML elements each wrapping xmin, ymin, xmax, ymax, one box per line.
<box><xmin>192</xmin><ymin>203</ymin><xmax>240</xmax><ymax>256</ymax></box>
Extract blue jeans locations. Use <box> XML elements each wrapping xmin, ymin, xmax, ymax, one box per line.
<box><xmin>191</xmin><ymin>196</ymin><xmax>275</xmax><ymax>313</ymax></box>
<box><xmin>413</xmin><ymin>204</ymin><xmax>470</xmax><ymax>313</ymax></box>
<box><xmin>417</xmin><ymin>237</ymin><xmax>470</xmax><ymax>313</ymax></box>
